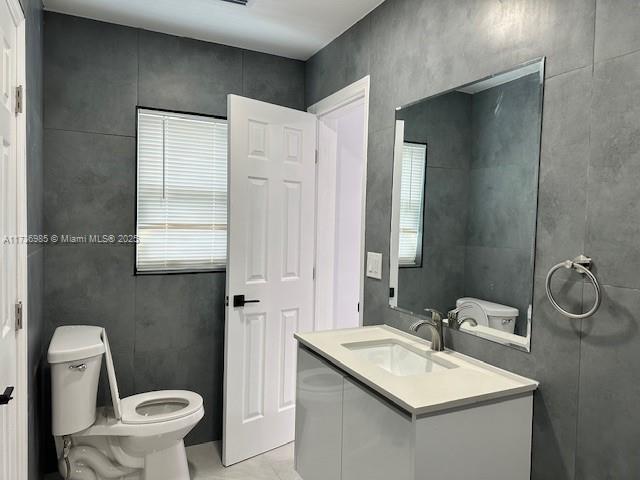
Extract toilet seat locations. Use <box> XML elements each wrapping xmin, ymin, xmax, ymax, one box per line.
<box><xmin>121</xmin><ymin>390</ymin><xmax>203</xmax><ymax>425</ymax></box>
<box><xmin>101</xmin><ymin>329</ymin><xmax>203</xmax><ymax>428</ymax></box>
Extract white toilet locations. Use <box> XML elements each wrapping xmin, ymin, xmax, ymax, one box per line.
<box><xmin>48</xmin><ymin>325</ymin><xmax>204</xmax><ymax>480</ymax></box>
<box><xmin>456</xmin><ymin>297</ymin><xmax>519</xmax><ymax>334</ymax></box>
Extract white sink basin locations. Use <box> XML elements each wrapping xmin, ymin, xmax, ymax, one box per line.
<box><xmin>342</xmin><ymin>340</ymin><xmax>457</xmax><ymax>376</ymax></box>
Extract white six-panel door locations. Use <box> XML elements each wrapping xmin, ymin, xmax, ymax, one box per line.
<box><xmin>223</xmin><ymin>95</ymin><xmax>317</xmax><ymax>466</ymax></box>
<box><xmin>0</xmin><ymin>1</ymin><xmax>20</xmax><ymax>478</ymax></box>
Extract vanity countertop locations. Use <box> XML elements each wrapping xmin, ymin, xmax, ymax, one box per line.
<box><xmin>294</xmin><ymin>325</ymin><xmax>538</xmax><ymax>416</ymax></box>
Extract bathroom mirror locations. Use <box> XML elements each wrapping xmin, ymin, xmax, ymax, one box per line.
<box><xmin>389</xmin><ymin>58</ymin><xmax>545</xmax><ymax>351</ymax></box>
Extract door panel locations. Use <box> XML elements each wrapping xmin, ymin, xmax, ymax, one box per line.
<box><xmin>282</xmin><ymin>181</ymin><xmax>301</xmax><ymax>279</ymax></box>
<box><xmin>224</xmin><ymin>95</ymin><xmax>316</xmax><ymax>466</ymax></box>
<box><xmin>278</xmin><ymin>308</ymin><xmax>298</xmax><ymax>410</ymax></box>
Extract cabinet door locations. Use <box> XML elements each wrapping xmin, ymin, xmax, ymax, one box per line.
<box><xmin>341</xmin><ymin>378</ymin><xmax>413</xmax><ymax>480</ymax></box>
<box><xmin>295</xmin><ymin>348</ymin><xmax>344</xmax><ymax>480</ymax></box>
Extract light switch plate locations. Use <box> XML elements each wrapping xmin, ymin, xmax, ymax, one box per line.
<box><xmin>366</xmin><ymin>252</ymin><xmax>383</xmax><ymax>280</ymax></box>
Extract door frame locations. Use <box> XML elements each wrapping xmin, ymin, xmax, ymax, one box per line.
<box><xmin>308</xmin><ymin>76</ymin><xmax>370</xmax><ymax>328</ymax></box>
<box><xmin>5</xmin><ymin>0</ymin><xmax>28</xmax><ymax>477</ymax></box>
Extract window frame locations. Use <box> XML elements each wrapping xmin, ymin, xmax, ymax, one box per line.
<box><xmin>134</xmin><ymin>106</ymin><xmax>228</xmax><ymax>276</ymax></box>
<box><xmin>398</xmin><ymin>141</ymin><xmax>427</xmax><ymax>269</ymax></box>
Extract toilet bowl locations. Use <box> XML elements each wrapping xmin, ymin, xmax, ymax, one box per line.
<box><xmin>48</xmin><ymin>326</ymin><xmax>204</xmax><ymax>480</ymax></box>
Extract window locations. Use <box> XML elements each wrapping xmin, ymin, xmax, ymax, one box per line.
<box><xmin>398</xmin><ymin>142</ymin><xmax>426</xmax><ymax>267</ymax></box>
<box><xmin>136</xmin><ymin>109</ymin><xmax>228</xmax><ymax>273</ymax></box>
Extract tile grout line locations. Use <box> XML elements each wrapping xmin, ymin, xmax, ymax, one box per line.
<box><xmin>573</xmin><ymin>5</ymin><xmax>597</xmax><ymax>477</ymax></box>
<box><xmin>133</xmin><ymin>27</ymin><xmax>141</xmax><ymax>396</ymax></box>
<box><xmin>43</xmin><ymin>126</ymin><xmax>135</xmax><ymax>139</ymax></box>
<box><xmin>545</xmin><ymin>62</ymin><xmax>595</xmax><ymax>81</ymax></box>
<box><xmin>593</xmin><ymin>45</ymin><xmax>640</xmax><ymax>67</ymax></box>
<box><xmin>573</xmin><ymin>279</ymin><xmax>586</xmax><ymax>480</ymax></box>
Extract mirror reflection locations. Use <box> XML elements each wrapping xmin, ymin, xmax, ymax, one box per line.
<box><xmin>389</xmin><ymin>59</ymin><xmax>545</xmax><ymax>350</ymax></box>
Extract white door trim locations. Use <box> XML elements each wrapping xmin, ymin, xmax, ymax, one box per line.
<box><xmin>308</xmin><ymin>76</ymin><xmax>370</xmax><ymax>326</ymax></box>
<box><xmin>388</xmin><ymin>120</ymin><xmax>404</xmax><ymax>309</ymax></box>
<box><xmin>5</xmin><ymin>0</ymin><xmax>27</xmax><ymax>477</ymax></box>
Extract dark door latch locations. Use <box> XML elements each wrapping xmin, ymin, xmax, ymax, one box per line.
<box><xmin>0</xmin><ymin>386</ymin><xmax>14</xmax><ymax>406</ymax></box>
<box><xmin>233</xmin><ymin>295</ymin><xmax>260</xmax><ymax>308</ymax></box>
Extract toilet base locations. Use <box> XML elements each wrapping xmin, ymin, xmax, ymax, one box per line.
<box><xmin>56</xmin><ymin>436</ymin><xmax>192</xmax><ymax>480</ymax></box>
<box><xmin>144</xmin><ymin>440</ymin><xmax>190</xmax><ymax>480</ymax></box>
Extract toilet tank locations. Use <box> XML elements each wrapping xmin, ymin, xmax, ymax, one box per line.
<box><xmin>48</xmin><ymin>326</ymin><xmax>105</xmax><ymax>436</ymax></box>
<box><xmin>456</xmin><ymin>297</ymin><xmax>519</xmax><ymax>334</ymax></box>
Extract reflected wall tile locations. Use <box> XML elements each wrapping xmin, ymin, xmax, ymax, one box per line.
<box><xmin>397</xmin><ymin>92</ymin><xmax>472</xmax><ymax>170</ymax></box>
<box><xmin>466</xmin><ymin>164</ymin><xmax>538</xmax><ymax>250</ymax></box>
<box><xmin>423</xmin><ymin>167</ymin><xmax>468</xmax><ymax>247</ymax></box>
<box><xmin>398</xmin><ymin>244</ymin><xmax>465</xmax><ymax>314</ymax></box>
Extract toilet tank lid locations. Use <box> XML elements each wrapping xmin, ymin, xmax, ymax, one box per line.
<box><xmin>48</xmin><ymin>325</ymin><xmax>105</xmax><ymax>364</ymax></box>
<box><xmin>456</xmin><ymin>297</ymin><xmax>519</xmax><ymax>317</ymax></box>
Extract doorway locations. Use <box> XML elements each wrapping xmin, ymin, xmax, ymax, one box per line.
<box><xmin>310</xmin><ymin>76</ymin><xmax>370</xmax><ymax>331</ymax></box>
<box><xmin>223</xmin><ymin>77</ymin><xmax>369</xmax><ymax>466</ymax></box>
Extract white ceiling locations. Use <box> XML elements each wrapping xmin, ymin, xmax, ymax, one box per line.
<box><xmin>43</xmin><ymin>0</ymin><xmax>385</xmax><ymax>60</ymax></box>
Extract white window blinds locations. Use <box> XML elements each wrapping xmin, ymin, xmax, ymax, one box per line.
<box><xmin>398</xmin><ymin>142</ymin><xmax>426</xmax><ymax>267</ymax></box>
<box><xmin>136</xmin><ymin>109</ymin><xmax>228</xmax><ymax>272</ymax></box>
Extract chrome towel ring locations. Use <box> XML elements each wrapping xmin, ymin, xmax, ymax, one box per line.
<box><xmin>545</xmin><ymin>255</ymin><xmax>602</xmax><ymax>319</ymax></box>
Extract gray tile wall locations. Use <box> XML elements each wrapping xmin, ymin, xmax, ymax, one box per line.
<box><xmin>42</xmin><ymin>11</ymin><xmax>305</xmax><ymax>471</ymax></box>
<box><xmin>21</xmin><ymin>0</ymin><xmax>45</xmax><ymax>478</ymax></box>
<box><xmin>305</xmin><ymin>0</ymin><xmax>640</xmax><ymax>478</ymax></box>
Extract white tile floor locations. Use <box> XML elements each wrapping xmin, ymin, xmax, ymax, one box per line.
<box><xmin>187</xmin><ymin>441</ymin><xmax>302</xmax><ymax>480</ymax></box>
<box><xmin>45</xmin><ymin>441</ymin><xmax>302</xmax><ymax>480</ymax></box>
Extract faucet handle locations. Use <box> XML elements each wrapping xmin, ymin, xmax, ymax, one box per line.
<box><xmin>424</xmin><ymin>308</ymin><xmax>444</xmax><ymax>322</ymax></box>
<box><xmin>447</xmin><ymin>304</ymin><xmax>476</xmax><ymax>329</ymax></box>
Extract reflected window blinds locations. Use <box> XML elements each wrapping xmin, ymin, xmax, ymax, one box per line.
<box><xmin>398</xmin><ymin>142</ymin><xmax>426</xmax><ymax>267</ymax></box>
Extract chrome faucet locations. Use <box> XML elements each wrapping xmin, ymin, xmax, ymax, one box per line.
<box><xmin>447</xmin><ymin>304</ymin><xmax>478</xmax><ymax>330</ymax></box>
<box><xmin>410</xmin><ymin>309</ymin><xmax>445</xmax><ymax>351</ymax></box>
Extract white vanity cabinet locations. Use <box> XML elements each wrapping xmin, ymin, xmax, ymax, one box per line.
<box><xmin>295</xmin><ymin>344</ymin><xmax>535</xmax><ymax>480</ymax></box>
<box><xmin>295</xmin><ymin>346</ymin><xmax>344</xmax><ymax>480</ymax></box>
<box><xmin>341</xmin><ymin>378</ymin><xmax>413</xmax><ymax>480</ymax></box>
